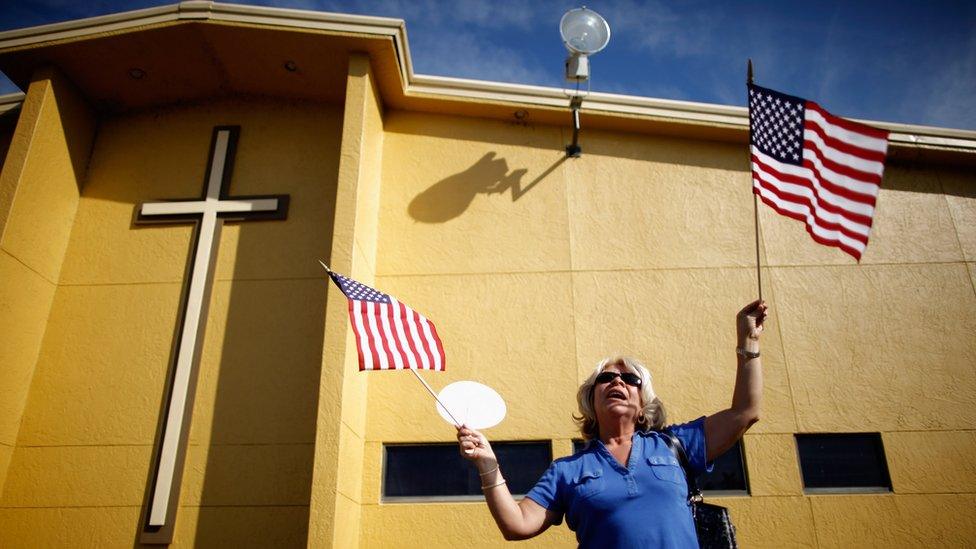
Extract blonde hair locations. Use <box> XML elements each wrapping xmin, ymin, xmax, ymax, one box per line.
<box><xmin>573</xmin><ymin>356</ymin><xmax>667</xmax><ymax>441</ymax></box>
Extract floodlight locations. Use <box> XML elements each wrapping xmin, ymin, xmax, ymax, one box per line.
<box><xmin>560</xmin><ymin>7</ymin><xmax>610</xmax><ymax>156</ymax></box>
<box><xmin>560</xmin><ymin>7</ymin><xmax>611</xmax><ymax>55</ymax></box>
<box><xmin>560</xmin><ymin>7</ymin><xmax>610</xmax><ymax>81</ymax></box>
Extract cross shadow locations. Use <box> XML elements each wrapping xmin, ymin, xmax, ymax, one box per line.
<box><xmin>187</xmin><ymin>119</ymin><xmax>337</xmax><ymax>547</ymax></box>
<box><xmin>407</xmin><ymin>152</ymin><xmax>566</xmax><ymax>223</ymax></box>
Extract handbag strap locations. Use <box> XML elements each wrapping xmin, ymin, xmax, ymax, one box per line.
<box><xmin>662</xmin><ymin>431</ymin><xmax>704</xmax><ymax>504</ymax></box>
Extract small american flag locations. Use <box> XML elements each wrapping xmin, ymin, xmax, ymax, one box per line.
<box><xmin>326</xmin><ymin>268</ymin><xmax>445</xmax><ymax>371</ymax></box>
<box><xmin>748</xmin><ymin>84</ymin><xmax>890</xmax><ymax>261</ymax></box>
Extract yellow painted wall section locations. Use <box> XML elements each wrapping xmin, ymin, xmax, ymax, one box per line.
<box><xmin>0</xmin><ymin>67</ymin><xmax>94</xmax><ymax>494</ymax></box>
<box><xmin>362</xmin><ymin>111</ymin><xmax>976</xmax><ymax>547</ymax></box>
<box><xmin>0</xmin><ymin>55</ymin><xmax>970</xmax><ymax>549</ymax></box>
<box><xmin>0</xmin><ymin>68</ymin><xmax>95</xmax><ymax>279</ymax></box>
<box><xmin>308</xmin><ymin>53</ymin><xmax>384</xmax><ymax>549</ymax></box>
<box><xmin>0</xmin><ymin>97</ymin><xmax>342</xmax><ymax>547</ymax></box>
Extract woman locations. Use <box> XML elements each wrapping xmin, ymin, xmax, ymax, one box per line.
<box><xmin>457</xmin><ymin>300</ymin><xmax>767</xmax><ymax>547</ymax></box>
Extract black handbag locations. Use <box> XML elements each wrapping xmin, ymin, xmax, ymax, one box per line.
<box><xmin>663</xmin><ymin>432</ymin><xmax>739</xmax><ymax>549</ymax></box>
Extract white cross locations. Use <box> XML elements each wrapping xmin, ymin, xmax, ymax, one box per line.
<box><xmin>136</xmin><ymin>126</ymin><xmax>288</xmax><ymax>533</ymax></box>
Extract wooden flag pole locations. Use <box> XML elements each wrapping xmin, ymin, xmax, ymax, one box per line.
<box><xmin>747</xmin><ymin>59</ymin><xmax>763</xmax><ymax>301</ymax></box>
<box><xmin>317</xmin><ymin>261</ymin><xmax>464</xmax><ymax>442</ymax></box>
<box><xmin>411</xmin><ymin>368</ymin><xmax>462</xmax><ymax>428</ymax></box>
<box><xmin>412</xmin><ymin>371</ymin><xmax>477</xmax><ymax>454</ymax></box>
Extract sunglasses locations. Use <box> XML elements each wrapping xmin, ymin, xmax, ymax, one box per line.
<box><xmin>595</xmin><ymin>371</ymin><xmax>642</xmax><ymax>388</ymax></box>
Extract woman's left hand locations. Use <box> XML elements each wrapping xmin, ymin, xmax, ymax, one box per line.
<box><xmin>736</xmin><ymin>299</ymin><xmax>768</xmax><ymax>343</ymax></box>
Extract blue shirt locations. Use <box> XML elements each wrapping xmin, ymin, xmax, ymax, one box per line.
<box><xmin>525</xmin><ymin>417</ymin><xmax>711</xmax><ymax>549</ymax></box>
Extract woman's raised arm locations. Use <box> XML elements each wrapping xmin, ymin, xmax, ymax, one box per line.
<box><xmin>704</xmin><ymin>299</ymin><xmax>767</xmax><ymax>461</ymax></box>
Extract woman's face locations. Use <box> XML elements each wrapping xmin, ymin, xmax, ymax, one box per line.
<box><xmin>593</xmin><ymin>362</ymin><xmax>643</xmax><ymax>422</ymax></box>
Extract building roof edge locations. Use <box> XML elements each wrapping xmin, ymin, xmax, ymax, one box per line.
<box><xmin>0</xmin><ymin>1</ymin><xmax>972</xmax><ymax>154</ymax></box>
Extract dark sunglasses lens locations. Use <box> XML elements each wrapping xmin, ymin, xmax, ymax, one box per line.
<box><xmin>595</xmin><ymin>372</ymin><xmax>617</xmax><ymax>384</ymax></box>
<box><xmin>595</xmin><ymin>371</ymin><xmax>642</xmax><ymax>387</ymax></box>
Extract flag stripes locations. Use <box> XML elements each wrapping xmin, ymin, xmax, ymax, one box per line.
<box><xmin>330</xmin><ymin>270</ymin><xmax>445</xmax><ymax>371</ymax></box>
<box><xmin>748</xmin><ymin>84</ymin><xmax>890</xmax><ymax>261</ymax></box>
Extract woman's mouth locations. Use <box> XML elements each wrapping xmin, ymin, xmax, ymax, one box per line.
<box><xmin>606</xmin><ymin>388</ymin><xmax>627</xmax><ymax>401</ymax></box>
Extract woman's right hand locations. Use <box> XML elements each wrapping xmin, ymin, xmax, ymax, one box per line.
<box><xmin>456</xmin><ymin>424</ymin><xmax>554</xmax><ymax>540</ymax></box>
<box><xmin>457</xmin><ymin>424</ymin><xmax>497</xmax><ymax>469</ymax></box>
<box><xmin>736</xmin><ymin>299</ymin><xmax>768</xmax><ymax>346</ymax></box>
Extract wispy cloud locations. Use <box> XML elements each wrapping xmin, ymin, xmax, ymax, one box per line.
<box><xmin>594</xmin><ymin>78</ymin><xmax>688</xmax><ymax>101</ymax></box>
<box><xmin>409</xmin><ymin>29</ymin><xmax>555</xmax><ymax>86</ymax></box>
<box><xmin>309</xmin><ymin>0</ymin><xmax>561</xmax><ymax>85</ymax></box>
<box><xmin>599</xmin><ymin>0</ymin><xmax>721</xmax><ymax>58</ymax></box>
<box><xmin>893</xmin><ymin>32</ymin><xmax>976</xmax><ymax>130</ymax></box>
<box><xmin>296</xmin><ymin>0</ymin><xmax>555</xmax><ymax>84</ymax></box>
<box><xmin>313</xmin><ymin>0</ymin><xmax>540</xmax><ymax>29</ymax></box>
<box><xmin>0</xmin><ymin>0</ymin><xmax>972</xmax><ymax>129</ymax></box>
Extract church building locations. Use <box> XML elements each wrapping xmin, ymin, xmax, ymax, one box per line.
<box><xmin>0</xmin><ymin>2</ymin><xmax>974</xmax><ymax>547</ymax></box>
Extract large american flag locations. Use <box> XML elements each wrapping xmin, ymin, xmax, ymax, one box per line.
<box><xmin>326</xmin><ymin>269</ymin><xmax>445</xmax><ymax>371</ymax></box>
<box><xmin>748</xmin><ymin>84</ymin><xmax>890</xmax><ymax>261</ymax></box>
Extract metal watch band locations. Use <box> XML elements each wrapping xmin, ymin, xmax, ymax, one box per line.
<box><xmin>736</xmin><ymin>347</ymin><xmax>761</xmax><ymax>359</ymax></box>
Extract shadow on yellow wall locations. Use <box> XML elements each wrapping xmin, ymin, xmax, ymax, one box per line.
<box><xmin>188</xmin><ymin>119</ymin><xmax>339</xmax><ymax>544</ymax></box>
<box><xmin>408</xmin><ymin>152</ymin><xmax>566</xmax><ymax>223</ymax></box>
<box><xmin>191</xmin><ymin>233</ymin><xmax>325</xmax><ymax>545</ymax></box>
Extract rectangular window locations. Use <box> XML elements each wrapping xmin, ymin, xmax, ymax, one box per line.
<box><xmin>572</xmin><ymin>438</ymin><xmax>587</xmax><ymax>454</ymax></box>
<box><xmin>572</xmin><ymin>438</ymin><xmax>749</xmax><ymax>495</ymax></box>
<box><xmin>701</xmin><ymin>440</ymin><xmax>749</xmax><ymax>496</ymax></box>
<box><xmin>795</xmin><ymin>433</ymin><xmax>892</xmax><ymax>493</ymax></box>
<box><xmin>383</xmin><ymin>441</ymin><xmax>551</xmax><ymax>501</ymax></box>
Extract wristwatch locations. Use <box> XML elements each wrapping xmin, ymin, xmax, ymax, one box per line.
<box><xmin>736</xmin><ymin>347</ymin><xmax>761</xmax><ymax>359</ymax></box>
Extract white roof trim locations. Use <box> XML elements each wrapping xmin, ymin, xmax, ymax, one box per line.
<box><xmin>409</xmin><ymin>72</ymin><xmax>976</xmax><ymax>149</ymax></box>
<box><xmin>0</xmin><ymin>2</ymin><xmax>406</xmax><ymax>46</ymax></box>
<box><xmin>408</xmin><ymin>73</ymin><xmax>748</xmax><ymax>126</ymax></box>
<box><xmin>0</xmin><ymin>1</ymin><xmax>412</xmax><ymax>85</ymax></box>
<box><xmin>0</xmin><ymin>92</ymin><xmax>24</xmax><ymax>115</ymax></box>
<box><xmin>0</xmin><ymin>1</ymin><xmax>973</xmax><ymax>152</ymax></box>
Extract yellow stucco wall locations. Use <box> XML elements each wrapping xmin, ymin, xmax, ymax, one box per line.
<box><xmin>0</xmin><ymin>67</ymin><xmax>95</xmax><ymax>494</ymax></box>
<box><xmin>361</xmin><ymin>110</ymin><xmax>976</xmax><ymax>547</ymax></box>
<box><xmin>308</xmin><ymin>52</ymin><xmax>385</xmax><ymax>549</ymax></box>
<box><xmin>0</xmin><ymin>96</ymin><xmax>343</xmax><ymax>547</ymax></box>
<box><xmin>0</xmin><ymin>37</ymin><xmax>973</xmax><ymax>549</ymax></box>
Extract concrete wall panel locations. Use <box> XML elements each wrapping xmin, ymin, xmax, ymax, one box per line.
<box><xmin>572</xmin><ymin>268</ymin><xmax>796</xmax><ymax>434</ymax></box>
<box><xmin>772</xmin><ymin>263</ymin><xmax>976</xmax><ymax>432</ymax></box>
<box><xmin>811</xmin><ymin>494</ymin><xmax>976</xmax><ymax>548</ymax></box>
<box><xmin>884</xmin><ymin>430</ymin><xmax>976</xmax><ymax>493</ymax></box>
<box><xmin>367</xmin><ymin>272</ymin><xmax>578</xmax><ymax>442</ymax></box>
<box><xmin>568</xmin><ymin>131</ymin><xmax>761</xmax><ymax>270</ymax></box>
<box><xmin>378</xmin><ymin>112</ymin><xmax>571</xmax><ymax>276</ymax></box>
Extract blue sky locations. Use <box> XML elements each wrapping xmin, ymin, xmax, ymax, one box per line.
<box><xmin>2</xmin><ymin>0</ymin><xmax>974</xmax><ymax>130</ymax></box>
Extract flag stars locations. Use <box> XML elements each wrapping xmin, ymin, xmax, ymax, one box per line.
<box><xmin>749</xmin><ymin>85</ymin><xmax>805</xmax><ymax>166</ymax></box>
<box><xmin>333</xmin><ymin>275</ymin><xmax>391</xmax><ymax>303</ymax></box>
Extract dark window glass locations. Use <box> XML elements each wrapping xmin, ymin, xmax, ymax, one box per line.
<box><xmin>796</xmin><ymin>433</ymin><xmax>891</xmax><ymax>492</ymax></box>
<box><xmin>700</xmin><ymin>440</ymin><xmax>748</xmax><ymax>495</ymax></box>
<box><xmin>572</xmin><ymin>439</ymin><xmax>587</xmax><ymax>454</ymax></box>
<box><xmin>383</xmin><ymin>441</ymin><xmax>551</xmax><ymax>499</ymax></box>
<box><xmin>573</xmin><ymin>437</ymin><xmax>749</xmax><ymax>495</ymax></box>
